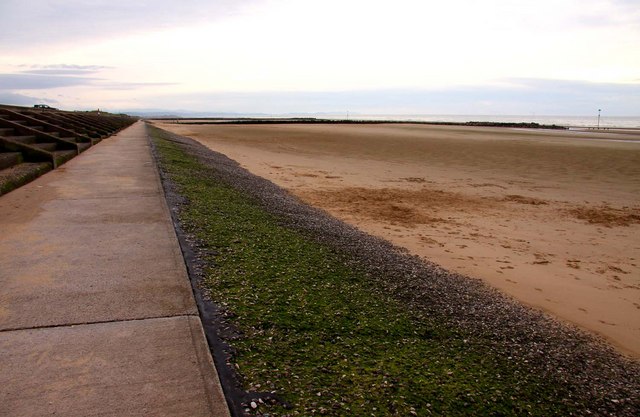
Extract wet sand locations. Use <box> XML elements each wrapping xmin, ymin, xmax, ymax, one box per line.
<box><xmin>156</xmin><ymin>122</ymin><xmax>640</xmax><ymax>358</ymax></box>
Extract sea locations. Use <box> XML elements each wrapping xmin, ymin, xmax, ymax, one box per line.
<box><xmin>313</xmin><ymin>114</ymin><xmax>640</xmax><ymax>129</ymax></box>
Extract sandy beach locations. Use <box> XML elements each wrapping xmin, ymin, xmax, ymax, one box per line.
<box><xmin>156</xmin><ymin>122</ymin><xmax>640</xmax><ymax>358</ymax></box>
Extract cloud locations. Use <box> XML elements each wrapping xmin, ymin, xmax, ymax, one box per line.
<box><xmin>18</xmin><ymin>64</ymin><xmax>114</xmax><ymax>76</ymax></box>
<box><xmin>572</xmin><ymin>0</ymin><xmax>640</xmax><ymax>28</ymax></box>
<box><xmin>0</xmin><ymin>92</ymin><xmax>59</xmax><ymax>106</ymax></box>
<box><xmin>0</xmin><ymin>65</ymin><xmax>176</xmax><ymax>91</ymax></box>
<box><xmin>24</xmin><ymin>64</ymin><xmax>113</xmax><ymax>71</ymax></box>
<box><xmin>0</xmin><ymin>0</ymin><xmax>261</xmax><ymax>51</ymax></box>
<box><xmin>21</xmin><ymin>69</ymin><xmax>100</xmax><ymax>76</ymax></box>
<box><xmin>97</xmin><ymin>81</ymin><xmax>179</xmax><ymax>90</ymax></box>
<box><xmin>0</xmin><ymin>73</ymin><xmax>99</xmax><ymax>90</ymax></box>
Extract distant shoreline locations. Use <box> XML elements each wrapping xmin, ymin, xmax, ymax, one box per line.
<box><xmin>141</xmin><ymin>113</ymin><xmax>640</xmax><ymax>129</ymax></box>
<box><xmin>150</xmin><ymin>117</ymin><xmax>570</xmax><ymax>130</ymax></box>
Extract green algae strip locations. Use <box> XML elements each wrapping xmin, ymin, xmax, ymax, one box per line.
<box><xmin>150</xmin><ymin>126</ymin><xmax>582</xmax><ymax>416</ymax></box>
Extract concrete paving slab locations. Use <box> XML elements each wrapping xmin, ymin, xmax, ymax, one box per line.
<box><xmin>0</xmin><ymin>122</ymin><xmax>230</xmax><ymax>416</ymax></box>
<box><xmin>0</xmin><ymin>316</ymin><xmax>228</xmax><ymax>417</ymax></box>
<box><xmin>0</xmin><ymin>223</ymin><xmax>195</xmax><ymax>328</ymax></box>
<box><xmin>12</xmin><ymin>134</ymin><xmax>161</xmax><ymax>201</ymax></box>
<box><xmin>0</xmin><ymin>124</ymin><xmax>195</xmax><ymax>329</ymax></box>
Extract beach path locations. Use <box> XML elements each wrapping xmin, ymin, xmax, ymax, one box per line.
<box><xmin>0</xmin><ymin>121</ymin><xmax>230</xmax><ymax>417</ymax></box>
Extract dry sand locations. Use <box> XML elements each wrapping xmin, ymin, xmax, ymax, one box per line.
<box><xmin>156</xmin><ymin>122</ymin><xmax>640</xmax><ymax>358</ymax></box>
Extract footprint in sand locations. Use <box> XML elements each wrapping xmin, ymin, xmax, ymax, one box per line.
<box><xmin>401</xmin><ymin>177</ymin><xmax>428</xmax><ymax>183</ymax></box>
<box><xmin>533</xmin><ymin>253</ymin><xmax>552</xmax><ymax>265</ymax></box>
<box><xmin>596</xmin><ymin>264</ymin><xmax>630</xmax><ymax>276</ymax></box>
<box><xmin>608</xmin><ymin>265</ymin><xmax>629</xmax><ymax>274</ymax></box>
<box><xmin>420</xmin><ymin>237</ymin><xmax>445</xmax><ymax>247</ymax></box>
<box><xmin>566</xmin><ymin>259</ymin><xmax>581</xmax><ymax>269</ymax></box>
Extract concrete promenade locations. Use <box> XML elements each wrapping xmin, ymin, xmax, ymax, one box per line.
<box><xmin>0</xmin><ymin>122</ymin><xmax>230</xmax><ymax>416</ymax></box>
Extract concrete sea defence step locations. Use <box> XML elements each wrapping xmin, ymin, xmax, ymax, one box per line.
<box><xmin>0</xmin><ymin>104</ymin><xmax>137</xmax><ymax>196</ymax></box>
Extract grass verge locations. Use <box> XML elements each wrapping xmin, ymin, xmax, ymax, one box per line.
<box><xmin>150</xmin><ymin>126</ymin><xmax>583</xmax><ymax>416</ymax></box>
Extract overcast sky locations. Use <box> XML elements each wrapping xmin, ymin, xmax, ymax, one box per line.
<box><xmin>0</xmin><ymin>0</ymin><xmax>638</xmax><ymax>115</ymax></box>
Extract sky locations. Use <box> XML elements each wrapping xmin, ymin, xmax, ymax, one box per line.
<box><xmin>0</xmin><ymin>0</ymin><xmax>639</xmax><ymax>116</ymax></box>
